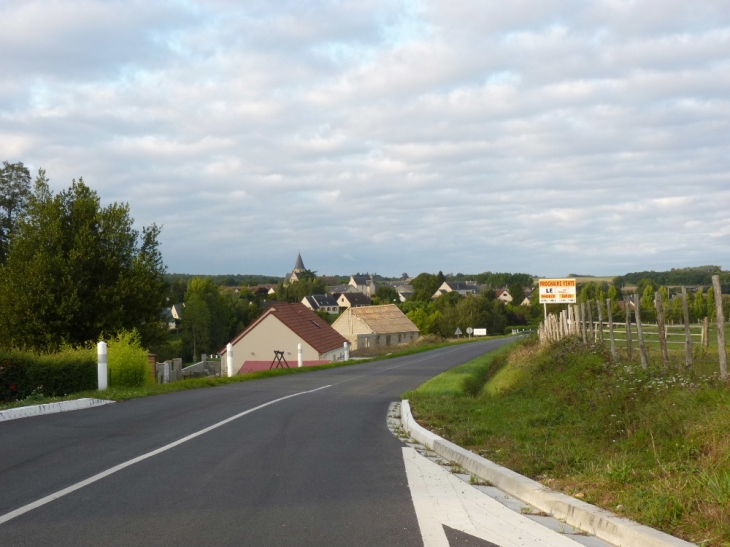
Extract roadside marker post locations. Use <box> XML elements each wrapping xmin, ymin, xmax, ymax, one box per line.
<box><xmin>297</xmin><ymin>343</ymin><xmax>303</xmax><ymax>368</ymax></box>
<box><xmin>226</xmin><ymin>343</ymin><xmax>234</xmax><ymax>377</ymax></box>
<box><xmin>344</xmin><ymin>342</ymin><xmax>349</xmax><ymax>361</ymax></box>
<box><xmin>97</xmin><ymin>341</ymin><xmax>108</xmax><ymax>391</ymax></box>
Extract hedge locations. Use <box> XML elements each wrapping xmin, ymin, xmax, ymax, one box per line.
<box><xmin>0</xmin><ymin>350</ymin><xmax>96</xmax><ymax>403</ymax></box>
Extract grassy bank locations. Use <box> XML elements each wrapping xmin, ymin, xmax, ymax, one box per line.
<box><xmin>405</xmin><ymin>337</ymin><xmax>730</xmax><ymax>546</ymax></box>
<box><xmin>0</xmin><ymin>335</ymin><xmax>507</xmax><ymax>411</ymax></box>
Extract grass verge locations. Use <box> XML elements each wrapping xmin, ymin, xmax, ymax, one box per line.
<box><xmin>405</xmin><ymin>336</ymin><xmax>730</xmax><ymax>546</ymax></box>
<box><xmin>0</xmin><ymin>335</ymin><xmax>509</xmax><ymax>410</ymax></box>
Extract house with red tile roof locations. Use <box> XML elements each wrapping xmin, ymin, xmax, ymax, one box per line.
<box><xmin>219</xmin><ymin>303</ymin><xmax>348</xmax><ymax>375</ymax></box>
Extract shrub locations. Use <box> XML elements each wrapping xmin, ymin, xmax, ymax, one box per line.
<box><xmin>0</xmin><ymin>349</ymin><xmax>96</xmax><ymax>403</ymax></box>
<box><xmin>106</xmin><ymin>330</ymin><xmax>152</xmax><ymax>388</ymax></box>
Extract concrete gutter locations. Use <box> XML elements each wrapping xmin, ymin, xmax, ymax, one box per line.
<box><xmin>400</xmin><ymin>399</ymin><xmax>696</xmax><ymax>547</ymax></box>
<box><xmin>0</xmin><ymin>398</ymin><xmax>114</xmax><ymax>423</ymax></box>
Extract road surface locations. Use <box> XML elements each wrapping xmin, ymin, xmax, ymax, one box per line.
<box><xmin>0</xmin><ymin>340</ymin><xmax>515</xmax><ymax>546</ymax></box>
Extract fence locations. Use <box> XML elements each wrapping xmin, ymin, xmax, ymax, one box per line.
<box><xmin>180</xmin><ymin>355</ymin><xmax>221</xmax><ymax>380</ymax></box>
<box><xmin>537</xmin><ymin>275</ymin><xmax>728</xmax><ymax>381</ymax></box>
<box><xmin>155</xmin><ymin>358</ymin><xmax>183</xmax><ymax>383</ymax></box>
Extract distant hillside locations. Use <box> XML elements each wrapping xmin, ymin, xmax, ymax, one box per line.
<box><xmin>613</xmin><ymin>266</ymin><xmax>728</xmax><ymax>288</ymax></box>
<box><xmin>165</xmin><ymin>273</ymin><xmax>283</xmax><ymax>286</ymax></box>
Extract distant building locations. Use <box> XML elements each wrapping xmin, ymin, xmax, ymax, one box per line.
<box><xmin>494</xmin><ymin>289</ymin><xmax>513</xmax><ymax>303</ymax></box>
<box><xmin>220</xmin><ymin>303</ymin><xmax>347</xmax><ymax>375</ymax></box>
<box><xmin>395</xmin><ymin>285</ymin><xmax>414</xmax><ymax>302</ymax></box>
<box><xmin>337</xmin><ymin>292</ymin><xmax>371</xmax><ymax>309</ymax></box>
<box><xmin>432</xmin><ymin>281</ymin><xmax>480</xmax><ymax>298</ymax></box>
<box><xmin>349</xmin><ymin>274</ymin><xmax>376</xmax><ymax>297</ymax></box>
<box><xmin>285</xmin><ymin>253</ymin><xmax>307</xmax><ymax>284</ymax></box>
<box><xmin>301</xmin><ymin>294</ymin><xmax>340</xmax><ymax>314</ymax></box>
<box><xmin>332</xmin><ymin>304</ymin><xmax>419</xmax><ymax>350</ymax></box>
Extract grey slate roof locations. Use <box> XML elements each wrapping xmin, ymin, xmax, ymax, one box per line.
<box><xmin>294</xmin><ymin>253</ymin><xmax>305</xmax><ymax>271</ymax></box>
<box><xmin>303</xmin><ymin>294</ymin><xmax>339</xmax><ymax>309</ymax></box>
<box><xmin>339</xmin><ymin>292</ymin><xmax>371</xmax><ymax>307</ymax></box>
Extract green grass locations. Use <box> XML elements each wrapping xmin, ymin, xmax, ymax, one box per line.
<box><xmin>0</xmin><ymin>335</ymin><xmax>510</xmax><ymax>410</ymax></box>
<box><xmin>406</xmin><ymin>336</ymin><xmax>730</xmax><ymax>546</ymax></box>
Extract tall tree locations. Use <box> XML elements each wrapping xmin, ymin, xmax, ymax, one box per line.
<box><xmin>0</xmin><ymin>177</ymin><xmax>167</xmax><ymax>350</ymax></box>
<box><xmin>0</xmin><ymin>162</ymin><xmax>32</xmax><ymax>263</ymax></box>
<box><xmin>693</xmin><ymin>289</ymin><xmax>706</xmax><ymax>321</ymax></box>
<box><xmin>182</xmin><ymin>292</ymin><xmax>211</xmax><ymax>362</ymax></box>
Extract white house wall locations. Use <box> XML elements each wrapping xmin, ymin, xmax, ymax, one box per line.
<box><xmin>228</xmin><ymin>314</ymin><xmax>323</xmax><ymax>374</ymax></box>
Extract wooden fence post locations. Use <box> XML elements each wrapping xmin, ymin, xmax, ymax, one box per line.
<box><xmin>654</xmin><ymin>291</ymin><xmax>669</xmax><ymax>367</ymax></box>
<box><xmin>581</xmin><ymin>302</ymin><xmax>588</xmax><ymax>343</ymax></box>
<box><xmin>607</xmin><ymin>298</ymin><xmax>617</xmax><ymax>359</ymax></box>
<box><xmin>703</xmin><ymin>317</ymin><xmax>710</xmax><ymax>349</ymax></box>
<box><xmin>624</xmin><ymin>296</ymin><xmax>633</xmax><ymax>360</ymax></box>
<box><xmin>597</xmin><ymin>300</ymin><xmax>604</xmax><ymax>343</ymax></box>
<box><xmin>587</xmin><ymin>302</ymin><xmax>595</xmax><ymax>341</ymax></box>
<box><xmin>571</xmin><ymin>305</ymin><xmax>579</xmax><ymax>335</ymax></box>
<box><xmin>681</xmin><ymin>286</ymin><xmax>693</xmax><ymax>369</ymax></box>
<box><xmin>712</xmin><ymin>275</ymin><xmax>727</xmax><ymax>381</ymax></box>
<box><xmin>633</xmin><ymin>294</ymin><xmax>649</xmax><ymax>369</ymax></box>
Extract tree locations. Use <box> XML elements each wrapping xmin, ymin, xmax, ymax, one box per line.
<box><xmin>182</xmin><ymin>293</ymin><xmax>211</xmax><ymax>362</ymax></box>
<box><xmin>0</xmin><ymin>161</ymin><xmax>32</xmax><ymax>264</ymax></box>
<box><xmin>411</xmin><ymin>273</ymin><xmax>440</xmax><ymax>301</ymax></box>
<box><xmin>509</xmin><ymin>282</ymin><xmax>524</xmax><ymax>305</ymax></box>
<box><xmin>693</xmin><ymin>289</ymin><xmax>706</xmax><ymax>321</ymax></box>
<box><xmin>182</xmin><ymin>277</ymin><xmax>234</xmax><ymax>359</ymax></box>
<box><xmin>640</xmin><ymin>285</ymin><xmax>655</xmax><ymax>310</ymax></box>
<box><xmin>375</xmin><ymin>285</ymin><xmax>399</xmax><ymax>303</ymax></box>
<box><xmin>401</xmin><ymin>272</ymin><xmax>409</xmax><ymax>281</ymax></box>
<box><xmin>607</xmin><ymin>285</ymin><xmax>620</xmax><ymax>302</ymax></box>
<box><xmin>708</xmin><ymin>286</ymin><xmax>716</xmax><ymax>321</ymax></box>
<box><xmin>0</xmin><ymin>177</ymin><xmax>167</xmax><ymax>351</ymax></box>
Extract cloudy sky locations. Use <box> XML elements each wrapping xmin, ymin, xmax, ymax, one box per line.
<box><xmin>2</xmin><ymin>0</ymin><xmax>729</xmax><ymax>278</ymax></box>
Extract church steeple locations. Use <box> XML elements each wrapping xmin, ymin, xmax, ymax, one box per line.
<box><xmin>293</xmin><ymin>252</ymin><xmax>305</xmax><ymax>273</ymax></box>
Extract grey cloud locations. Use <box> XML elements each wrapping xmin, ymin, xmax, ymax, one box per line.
<box><xmin>0</xmin><ymin>0</ymin><xmax>728</xmax><ymax>277</ymax></box>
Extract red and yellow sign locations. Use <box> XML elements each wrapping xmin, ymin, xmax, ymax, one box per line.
<box><xmin>539</xmin><ymin>278</ymin><xmax>576</xmax><ymax>304</ymax></box>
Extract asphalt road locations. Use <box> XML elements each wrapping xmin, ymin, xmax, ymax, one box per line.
<box><xmin>0</xmin><ymin>339</ymin><xmax>512</xmax><ymax>547</ymax></box>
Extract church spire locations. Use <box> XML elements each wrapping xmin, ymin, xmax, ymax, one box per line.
<box><xmin>293</xmin><ymin>252</ymin><xmax>305</xmax><ymax>272</ymax></box>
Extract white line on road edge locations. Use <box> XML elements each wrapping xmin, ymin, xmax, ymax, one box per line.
<box><xmin>402</xmin><ymin>448</ymin><xmax>583</xmax><ymax>547</ymax></box>
<box><xmin>0</xmin><ymin>385</ymin><xmax>331</xmax><ymax>526</ymax></box>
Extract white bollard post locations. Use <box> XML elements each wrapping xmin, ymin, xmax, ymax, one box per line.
<box><xmin>298</xmin><ymin>343</ymin><xmax>303</xmax><ymax>368</ymax></box>
<box><xmin>226</xmin><ymin>343</ymin><xmax>234</xmax><ymax>377</ymax></box>
<box><xmin>344</xmin><ymin>342</ymin><xmax>349</xmax><ymax>361</ymax></box>
<box><xmin>97</xmin><ymin>341</ymin><xmax>108</xmax><ymax>391</ymax></box>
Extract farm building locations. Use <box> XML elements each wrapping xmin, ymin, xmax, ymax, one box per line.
<box><xmin>331</xmin><ymin>304</ymin><xmax>419</xmax><ymax>350</ymax></box>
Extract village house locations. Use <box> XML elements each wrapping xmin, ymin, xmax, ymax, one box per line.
<box><xmin>337</xmin><ymin>292</ymin><xmax>371</xmax><ymax>309</ymax></box>
<box><xmin>349</xmin><ymin>274</ymin><xmax>376</xmax><ymax>297</ymax></box>
<box><xmin>432</xmin><ymin>281</ymin><xmax>480</xmax><ymax>298</ymax></box>
<box><xmin>395</xmin><ymin>284</ymin><xmax>414</xmax><ymax>302</ymax></box>
<box><xmin>219</xmin><ymin>303</ymin><xmax>348</xmax><ymax>375</ymax></box>
<box><xmin>332</xmin><ymin>304</ymin><xmax>420</xmax><ymax>350</ymax></box>
<box><xmin>301</xmin><ymin>294</ymin><xmax>340</xmax><ymax>314</ymax></box>
<box><xmin>494</xmin><ymin>289</ymin><xmax>513</xmax><ymax>303</ymax></box>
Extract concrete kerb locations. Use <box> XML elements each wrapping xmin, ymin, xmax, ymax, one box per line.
<box><xmin>400</xmin><ymin>400</ymin><xmax>695</xmax><ymax>547</ymax></box>
<box><xmin>0</xmin><ymin>398</ymin><xmax>114</xmax><ymax>422</ymax></box>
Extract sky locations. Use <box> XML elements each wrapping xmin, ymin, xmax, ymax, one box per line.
<box><xmin>1</xmin><ymin>0</ymin><xmax>729</xmax><ymax>278</ymax></box>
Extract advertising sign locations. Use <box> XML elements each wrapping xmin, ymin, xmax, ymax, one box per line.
<box><xmin>473</xmin><ymin>328</ymin><xmax>487</xmax><ymax>336</ymax></box>
<box><xmin>539</xmin><ymin>278</ymin><xmax>577</xmax><ymax>304</ymax></box>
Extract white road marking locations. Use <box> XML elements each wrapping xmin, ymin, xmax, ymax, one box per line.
<box><xmin>0</xmin><ymin>385</ymin><xmax>331</xmax><ymax>526</ymax></box>
<box><xmin>402</xmin><ymin>447</ymin><xmax>584</xmax><ymax>547</ymax></box>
